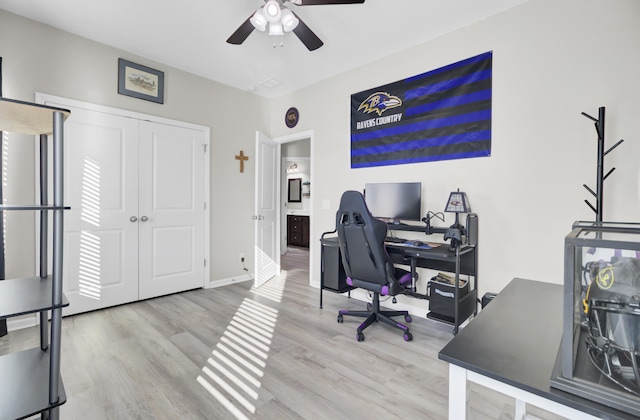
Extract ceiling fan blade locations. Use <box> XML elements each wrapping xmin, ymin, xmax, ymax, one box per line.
<box><xmin>293</xmin><ymin>0</ymin><xmax>365</xmax><ymax>5</ymax></box>
<box><xmin>226</xmin><ymin>16</ymin><xmax>255</xmax><ymax>45</ymax></box>
<box><xmin>292</xmin><ymin>15</ymin><xmax>324</xmax><ymax>51</ymax></box>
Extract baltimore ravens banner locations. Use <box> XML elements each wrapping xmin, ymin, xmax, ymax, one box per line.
<box><xmin>350</xmin><ymin>51</ymin><xmax>492</xmax><ymax>168</ymax></box>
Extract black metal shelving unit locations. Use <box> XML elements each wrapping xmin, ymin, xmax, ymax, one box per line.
<box><xmin>0</xmin><ymin>97</ymin><xmax>70</xmax><ymax>420</ymax></box>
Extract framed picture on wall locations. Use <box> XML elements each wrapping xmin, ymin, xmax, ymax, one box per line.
<box><xmin>118</xmin><ymin>58</ymin><xmax>164</xmax><ymax>104</ymax></box>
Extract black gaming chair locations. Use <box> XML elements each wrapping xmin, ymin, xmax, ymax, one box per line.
<box><xmin>335</xmin><ymin>190</ymin><xmax>414</xmax><ymax>342</ymax></box>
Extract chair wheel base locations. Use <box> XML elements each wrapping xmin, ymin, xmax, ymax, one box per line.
<box><xmin>338</xmin><ymin>293</ymin><xmax>414</xmax><ymax>342</ymax></box>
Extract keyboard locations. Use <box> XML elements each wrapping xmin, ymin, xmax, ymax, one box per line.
<box><xmin>385</xmin><ymin>238</ymin><xmax>434</xmax><ymax>249</ymax></box>
<box><xmin>385</xmin><ymin>237</ymin><xmax>406</xmax><ymax>243</ymax></box>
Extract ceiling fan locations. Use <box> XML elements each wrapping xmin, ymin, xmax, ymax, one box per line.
<box><xmin>227</xmin><ymin>0</ymin><xmax>365</xmax><ymax>51</ymax></box>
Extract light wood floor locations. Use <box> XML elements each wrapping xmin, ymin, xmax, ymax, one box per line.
<box><xmin>1</xmin><ymin>246</ymin><xmax>564</xmax><ymax>419</ymax></box>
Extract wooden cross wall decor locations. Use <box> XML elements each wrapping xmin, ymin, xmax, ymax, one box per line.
<box><xmin>235</xmin><ymin>150</ymin><xmax>249</xmax><ymax>173</ymax></box>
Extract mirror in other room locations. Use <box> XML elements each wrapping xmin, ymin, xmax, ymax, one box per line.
<box><xmin>288</xmin><ymin>178</ymin><xmax>302</xmax><ymax>202</ymax></box>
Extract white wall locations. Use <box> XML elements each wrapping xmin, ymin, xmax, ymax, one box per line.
<box><xmin>270</xmin><ymin>0</ymin><xmax>640</xmax><ymax>299</ymax></box>
<box><xmin>0</xmin><ymin>10</ymin><xmax>270</xmax><ymax>282</ymax></box>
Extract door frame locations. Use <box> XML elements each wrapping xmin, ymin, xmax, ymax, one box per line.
<box><xmin>34</xmin><ymin>93</ymin><xmax>211</xmax><ymax>287</ymax></box>
<box><xmin>273</xmin><ymin>130</ymin><xmax>314</xmax><ymax>285</ymax></box>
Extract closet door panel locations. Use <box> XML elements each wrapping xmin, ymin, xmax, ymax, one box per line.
<box><xmin>138</xmin><ymin>121</ymin><xmax>205</xmax><ymax>299</ymax></box>
<box><xmin>55</xmin><ymin>105</ymin><xmax>140</xmax><ymax>315</ymax></box>
<box><xmin>152</xmin><ymin>226</ymin><xmax>194</xmax><ymax>276</ymax></box>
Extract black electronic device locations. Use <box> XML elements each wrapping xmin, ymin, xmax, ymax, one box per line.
<box><xmin>364</xmin><ymin>182</ymin><xmax>421</xmax><ymax>223</ymax></box>
<box><xmin>466</xmin><ymin>213</ymin><xmax>478</xmax><ymax>246</ymax></box>
<box><xmin>481</xmin><ymin>292</ymin><xmax>497</xmax><ymax>308</ymax></box>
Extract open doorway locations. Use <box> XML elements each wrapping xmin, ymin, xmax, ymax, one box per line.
<box><xmin>274</xmin><ymin>132</ymin><xmax>313</xmax><ymax>283</ymax></box>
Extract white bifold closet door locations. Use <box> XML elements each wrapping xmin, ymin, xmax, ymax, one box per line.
<box><xmin>58</xmin><ymin>105</ymin><xmax>205</xmax><ymax>315</ymax></box>
<box><xmin>137</xmin><ymin>121</ymin><xmax>205</xmax><ymax>300</ymax></box>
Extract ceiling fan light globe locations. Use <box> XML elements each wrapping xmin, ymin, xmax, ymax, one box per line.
<box><xmin>281</xmin><ymin>9</ymin><xmax>299</xmax><ymax>32</ymax></box>
<box><xmin>250</xmin><ymin>10</ymin><xmax>267</xmax><ymax>31</ymax></box>
<box><xmin>264</xmin><ymin>0</ymin><xmax>281</xmax><ymax>23</ymax></box>
<box><xmin>268</xmin><ymin>22</ymin><xmax>284</xmax><ymax>36</ymax></box>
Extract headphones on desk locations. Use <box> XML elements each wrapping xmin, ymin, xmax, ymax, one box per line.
<box><xmin>443</xmin><ymin>227</ymin><xmax>462</xmax><ymax>251</ymax></box>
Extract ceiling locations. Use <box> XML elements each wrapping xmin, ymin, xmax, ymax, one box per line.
<box><xmin>0</xmin><ymin>0</ymin><xmax>528</xmax><ymax>98</ymax></box>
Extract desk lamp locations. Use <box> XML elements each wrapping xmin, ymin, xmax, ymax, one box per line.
<box><xmin>444</xmin><ymin>189</ymin><xmax>470</xmax><ymax>250</ymax></box>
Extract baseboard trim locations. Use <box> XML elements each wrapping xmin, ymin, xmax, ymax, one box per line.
<box><xmin>207</xmin><ymin>274</ymin><xmax>254</xmax><ymax>289</ymax></box>
<box><xmin>7</xmin><ymin>314</ymin><xmax>38</xmax><ymax>332</ymax></box>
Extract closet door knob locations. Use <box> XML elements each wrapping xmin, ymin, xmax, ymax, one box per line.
<box><xmin>140</xmin><ymin>216</ymin><xmax>149</xmax><ymax>222</ymax></box>
<box><xmin>130</xmin><ymin>216</ymin><xmax>138</xmax><ymax>222</ymax></box>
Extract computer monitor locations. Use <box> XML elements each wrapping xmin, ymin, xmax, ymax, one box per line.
<box><xmin>364</xmin><ymin>182</ymin><xmax>422</xmax><ymax>223</ymax></box>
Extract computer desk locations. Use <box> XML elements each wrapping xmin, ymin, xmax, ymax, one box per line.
<box><xmin>319</xmin><ymin>234</ymin><xmax>478</xmax><ymax>334</ymax></box>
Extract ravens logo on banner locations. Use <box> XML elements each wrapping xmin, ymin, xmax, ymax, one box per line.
<box><xmin>357</xmin><ymin>92</ymin><xmax>402</xmax><ymax>116</ymax></box>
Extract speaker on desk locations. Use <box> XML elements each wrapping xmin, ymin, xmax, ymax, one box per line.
<box><xmin>466</xmin><ymin>213</ymin><xmax>478</xmax><ymax>246</ymax></box>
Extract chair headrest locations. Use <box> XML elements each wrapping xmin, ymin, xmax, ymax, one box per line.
<box><xmin>337</xmin><ymin>190</ymin><xmax>370</xmax><ymax>224</ymax></box>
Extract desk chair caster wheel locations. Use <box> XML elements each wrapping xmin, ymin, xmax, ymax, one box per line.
<box><xmin>356</xmin><ymin>331</ymin><xmax>365</xmax><ymax>342</ymax></box>
<box><xmin>404</xmin><ymin>315</ymin><xmax>412</xmax><ymax>323</ymax></box>
<box><xmin>337</xmin><ymin>314</ymin><xmax>343</xmax><ymax>323</ymax></box>
<box><xmin>403</xmin><ymin>332</ymin><xmax>413</xmax><ymax>342</ymax></box>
